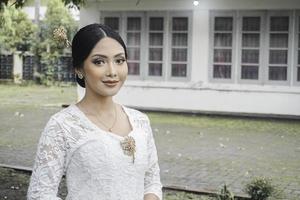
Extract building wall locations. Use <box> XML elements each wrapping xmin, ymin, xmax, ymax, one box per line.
<box><xmin>78</xmin><ymin>0</ymin><xmax>300</xmax><ymax>117</ymax></box>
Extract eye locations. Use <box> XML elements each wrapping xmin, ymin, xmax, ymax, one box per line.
<box><xmin>92</xmin><ymin>59</ymin><xmax>105</xmax><ymax>66</ymax></box>
<box><xmin>115</xmin><ymin>58</ymin><xmax>126</xmax><ymax>65</ymax></box>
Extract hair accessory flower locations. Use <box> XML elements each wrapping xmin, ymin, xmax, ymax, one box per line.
<box><xmin>53</xmin><ymin>26</ymin><xmax>72</xmax><ymax>47</ymax></box>
<box><xmin>120</xmin><ymin>136</ymin><xmax>136</xmax><ymax>164</ymax></box>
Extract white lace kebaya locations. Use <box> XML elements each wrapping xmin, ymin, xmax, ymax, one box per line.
<box><xmin>27</xmin><ymin>104</ymin><xmax>162</xmax><ymax>200</ymax></box>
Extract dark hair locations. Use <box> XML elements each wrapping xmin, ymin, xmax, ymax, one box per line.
<box><xmin>72</xmin><ymin>23</ymin><xmax>127</xmax><ymax>88</ymax></box>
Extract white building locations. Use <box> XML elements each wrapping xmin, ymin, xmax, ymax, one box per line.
<box><xmin>77</xmin><ymin>0</ymin><xmax>300</xmax><ymax>118</ymax></box>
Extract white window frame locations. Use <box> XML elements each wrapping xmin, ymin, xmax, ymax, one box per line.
<box><xmin>294</xmin><ymin>10</ymin><xmax>300</xmax><ymax>86</ymax></box>
<box><xmin>124</xmin><ymin>12</ymin><xmax>146</xmax><ymax>79</ymax></box>
<box><xmin>168</xmin><ymin>11</ymin><xmax>192</xmax><ymax>82</ymax></box>
<box><xmin>101</xmin><ymin>11</ymin><xmax>191</xmax><ymax>82</ymax></box>
<box><xmin>209</xmin><ymin>10</ymin><xmax>236</xmax><ymax>83</ymax></box>
<box><xmin>209</xmin><ymin>10</ymin><xmax>300</xmax><ymax>86</ymax></box>
<box><xmin>265</xmin><ymin>11</ymin><xmax>293</xmax><ymax>85</ymax></box>
<box><xmin>237</xmin><ymin>11</ymin><xmax>265</xmax><ymax>85</ymax></box>
<box><xmin>145</xmin><ymin>12</ymin><xmax>167</xmax><ymax>81</ymax></box>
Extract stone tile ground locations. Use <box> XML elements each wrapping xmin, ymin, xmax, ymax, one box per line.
<box><xmin>0</xmin><ymin>85</ymin><xmax>299</xmax><ymax>199</ymax></box>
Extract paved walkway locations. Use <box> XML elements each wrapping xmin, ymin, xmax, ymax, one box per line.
<box><xmin>0</xmin><ymin>105</ymin><xmax>299</xmax><ymax>199</ymax></box>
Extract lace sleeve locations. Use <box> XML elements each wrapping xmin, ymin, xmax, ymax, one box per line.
<box><xmin>144</xmin><ymin>116</ymin><xmax>163</xmax><ymax>200</ymax></box>
<box><xmin>27</xmin><ymin>117</ymin><xmax>67</xmax><ymax>200</ymax></box>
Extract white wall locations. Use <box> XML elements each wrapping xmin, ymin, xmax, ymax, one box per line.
<box><xmin>78</xmin><ymin>0</ymin><xmax>300</xmax><ymax>117</ymax></box>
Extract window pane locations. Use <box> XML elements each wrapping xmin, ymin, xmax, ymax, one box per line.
<box><xmin>270</xmin><ymin>16</ymin><xmax>289</xmax><ymax>31</ymax></box>
<box><xmin>149</xmin><ymin>48</ymin><xmax>163</xmax><ymax>61</ymax></box>
<box><xmin>127</xmin><ymin>48</ymin><xmax>140</xmax><ymax>60</ymax></box>
<box><xmin>172</xmin><ymin>33</ymin><xmax>188</xmax><ymax>46</ymax></box>
<box><xmin>149</xmin><ymin>33</ymin><xmax>163</xmax><ymax>46</ymax></box>
<box><xmin>213</xmin><ymin>65</ymin><xmax>231</xmax><ymax>79</ymax></box>
<box><xmin>241</xmin><ymin>65</ymin><xmax>259</xmax><ymax>80</ymax></box>
<box><xmin>171</xmin><ymin>64</ymin><xmax>186</xmax><ymax>77</ymax></box>
<box><xmin>104</xmin><ymin>17</ymin><xmax>119</xmax><ymax>31</ymax></box>
<box><xmin>214</xmin><ymin>49</ymin><xmax>232</xmax><ymax>63</ymax></box>
<box><xmin>298</xmin><ymin>50</ymin><xmax>300</xmax><ymax>64</ymax></box>
<box><xmin>127</xmin><ymin>33</ymin><xmax>140</xmax><ymax>45</ymax></box>
<box><xmin>269</xmin><ymin>66</ymin><xmax>287</xmax><ymax>80</ymax></box>
<box><xmin>214</xmin><ymin>33</ymin><xmax>232</xmax><ymax>47</ymax></box>
<box><xmin>215</xmin><ymin>17</ymin><xmax>233</xmax><ymax>31</ymax></box>
<box><xmin>172</xmin><ymin>48</ymin><xmax>187</xmax><ymax>61</ymax></box>
<box><xmin>298</xmin><ymin>67</ymin><xmax>300</xmax><ymax>81</ymax></box>
<box><xmin>269</xmin><ymin>50</ymin><xmax>287</xmax><ymax>64</ymax></box>
<box><xmin>150</xmin><ymin>17</ymin><xmax>164</xmax><ymax>30</ymax></box>
<box><xmin>172</xmin><ymin>17</ymin><xmax>188</xmax><ymax>31</ymax></box>
<box><xmin>149</xmin><ymin>63</ymin><xmax>162</xmax><ymax>76</ymax></box>
<box><xmin>242</xmin><ymin>50</ymin><xmax>259</xmax><ymax>63</ymax></box>
<box><xmin>127</xmin><ymin>17</ymin><xmax>141</xmax><ymax>30</ymax></box>
<box><xmin>298</xmin><ymin>34</ymin><xmax>300</xmax><ymax>48</ymax></box>
<box><xmin>243</xmin><ymin>17</ymin><xmax>260</xmax><ymax>31</ymax></box>
<box><xmin>270</xmin><ymin>34</ymin><xmax>288</xmax><ymax>48</ymax></box>
<box><xmin>242</xmin><ymin>33</ymin><xmax>260</xmax><ymax>47</ymax></box>
<box><xmin>128</xmin><ymin>63</ymin><xmax>140</xmax><ymax>75</ymax></box>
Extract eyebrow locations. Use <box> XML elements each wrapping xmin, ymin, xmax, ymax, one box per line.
<box><xmin>91</xmin><ymin>53</ymin><xmax>125</xmax><ymax>59</ymax></box>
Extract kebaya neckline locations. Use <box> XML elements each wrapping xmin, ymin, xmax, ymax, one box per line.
<box><xmin>71</xmin><ymin>103</ymin><xmax>134</xmax><ymax>140</ymax></box>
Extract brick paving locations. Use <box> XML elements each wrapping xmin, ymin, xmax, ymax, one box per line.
<box><xmin>0</xmin><ymin>105</ymin><xmax>299</xmax><ymax>199</ymax></box>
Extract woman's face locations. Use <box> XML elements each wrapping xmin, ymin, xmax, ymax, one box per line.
<box><xmin>79</xmin><ymin>37</ymin><xmax>128</xmax><ymax>97</ymax></box>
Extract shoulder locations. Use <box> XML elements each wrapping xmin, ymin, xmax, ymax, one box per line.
<box><xmin>43</xmin><ymin>105</ymin><xmax>78</xmax><ymax>132</ymax></box>
<box><xmin>50</xmin><ymin>105</ymin><xmax>75</xmax><ymax>122</ymax></box>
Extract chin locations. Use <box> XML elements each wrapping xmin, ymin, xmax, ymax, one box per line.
<box><xmin>98</xmin><ymin>88</ymin><xmax>121</xmax><ymax>97</ymax></box>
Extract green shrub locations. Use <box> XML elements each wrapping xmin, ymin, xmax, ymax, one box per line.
<box><xmin>216</xmin><ymin>184</ymin><xmax>234</xmax><ymax>200</ymax></box>
<box><xmin>244</xmin><ymin>177</ymin><xmax>275</xmax><ymax>200</ymax></box>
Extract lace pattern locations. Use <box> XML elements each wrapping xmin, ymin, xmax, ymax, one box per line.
<box><xmin>27</xmin><ymin>104</ymin><xmax>162</xmax><ymax>200</ymax></box>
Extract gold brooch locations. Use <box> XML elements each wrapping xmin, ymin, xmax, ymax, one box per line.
<box><xmin>120</xmin><ymin>136</ymin><xmax>136</xmax><ymax>163</ymax></box>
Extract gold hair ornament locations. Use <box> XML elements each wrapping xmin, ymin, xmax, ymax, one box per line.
<box><xmin>53</xmin><ymin>26</ymin><xmax>72</xmax><ymax>48</ymax></box>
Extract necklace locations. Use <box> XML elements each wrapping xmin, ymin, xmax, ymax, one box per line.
<box><xmin>78</xmin><ymin>103</ymin><xmax>136</xmax><ymax>164</ymax></box>
<box><xmin>80</xmin><ymin>103</ymin><xmax>117</xmax><ymax>132</ymax></box>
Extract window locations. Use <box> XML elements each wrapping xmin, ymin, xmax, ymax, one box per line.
<box><xmin>102</xmin><ymin>11</ymin><xmax>191</xmax><ymax>81</ymax></box>
<box><xmin>210</xmin><ymin>10</ymin><xmax>298</xmax><ymax>85</ymax></box>
<box><xmin>171</xmin><ymin>17</ymin><xmax>189</xmax><ymax>77</ymax></box>
<box><xmin>241</xmin><ymin>16</ymin><xmax>261</xmax><ymax>80</ymax></box>
<box><xmin>126</xmin><ymin>17</ymin><xmax>141</xmax><ymax>75</ymax></box>
<box><xmin>268</xmin><ymin>16</ymin><xmax>289</xmax><ymax>81</ymax></box>
<box><xmin>212</xmin><ymin>16</ymin><xmax>233</xmax><ymax>79</ymax></box>
<box><xmin>104</xmin><ymin>17</ymin><xmax>119</xmax><ymax>32</ymax></box>
<box><xmin>297</xmin><ymin>15</ymin><xmax>300</xmax><ymax>82</ymax></box>
<box><xmin>148</xmin><ymin>17</ymin><xmax>164</xmax><ymax>77</ymax></box>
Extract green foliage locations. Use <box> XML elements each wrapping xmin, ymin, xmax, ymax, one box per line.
<box><xmin>244</xmin><ymin>177</ymin><xmax>275</xmax><ymax>200</ymax></box>
<box><xmin>0</xmin><ymin>5</ymin><xmax>37</xmax><ymax>52</ymax></box>
<box><xmin>0</xmin><ymin>0</ymin><xmax>26</xmax><ymax>10</ymax></box>
<box><xmin>216</xmin><ymin>184</ymin><xmax>234</xmax><ymax>200</ymax></box>
<box><xmin>34</xmin><ymin>0</ymin><xmax>77</xmax><ymax>86</ymax></box>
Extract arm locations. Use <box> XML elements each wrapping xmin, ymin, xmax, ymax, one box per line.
<box><xmin>27</xmin><ymin>117</ymin><xmax>66</xmax><ymax>200</ymax></box>
<box><xmin>144</xmin><ymin>117</ymin><xmax>162</xmax><ymax>200</ymax></box>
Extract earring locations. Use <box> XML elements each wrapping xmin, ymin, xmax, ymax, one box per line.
<box><xmin>77</xmin><ymin>73</ymin><xmax>84</xmax><ymax>79</ymax></box>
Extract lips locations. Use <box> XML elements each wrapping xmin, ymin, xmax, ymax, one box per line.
<box><xmin>102</xmin><ymin>80</ymin><xmax>119</xmax><ymax>87</ymax></box>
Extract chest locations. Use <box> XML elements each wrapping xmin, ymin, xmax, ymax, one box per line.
<box><xmin>67</xmin><ymin>129</ymin><xmax>149</xmax><ymax>176</ymax></box>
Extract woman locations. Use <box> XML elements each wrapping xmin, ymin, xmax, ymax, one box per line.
<box><xmin>27</xmin><ymin>23</ymin><xmax>162</xmax><ymax>200</ymax></box>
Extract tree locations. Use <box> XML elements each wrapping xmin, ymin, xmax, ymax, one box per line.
<box><xmin>35</xmin><ymin>0</ymin><xmax>77</xmax><ymax>85</ymax></box>
<box><xmin>0</xmin><ymin>5</ymin><xmax>37</xmax><ymax>52</ymax></box>
<box><xmin>0</xmin><ymin>0</ymin><xmax>26</xmax><ymax>10</ymax></box>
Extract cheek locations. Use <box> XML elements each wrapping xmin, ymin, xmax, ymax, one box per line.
<box><xmin>119</xmin><ymin>64</ymin><xmax>128</xmax><ymax>80</ymax></box>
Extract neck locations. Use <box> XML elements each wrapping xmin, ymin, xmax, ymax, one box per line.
<box><xmin>79</xmin><ymin>90</ymin><xmax>115</xmax><ymax>114</ymax></box>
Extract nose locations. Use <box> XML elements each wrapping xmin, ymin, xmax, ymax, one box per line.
<box><xmin>106</xmin><ymin>61</ymin><xmax>117</xmax><ymax>77</ymax></box>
